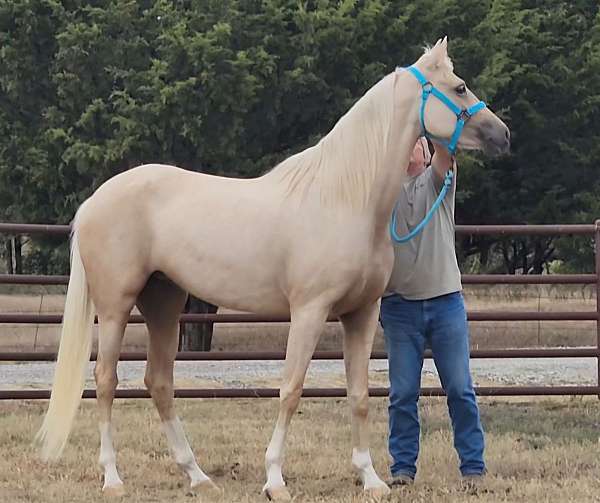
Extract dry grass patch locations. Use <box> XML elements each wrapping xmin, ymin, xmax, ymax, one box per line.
<box><xmin>1</xmin><ymin>397</ymin><xmax>600</xmax><ymax>502</ymax></box>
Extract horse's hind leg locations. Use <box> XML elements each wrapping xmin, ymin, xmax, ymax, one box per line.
<box><xmin>95</xmin><ymin>311</ymin><xmax>129</xmax><ymax>497</ymax></box>
<box><xmin>137</xmin><ymin>276</ymin><xmax>222</xmax><ymax>496</ymax></box>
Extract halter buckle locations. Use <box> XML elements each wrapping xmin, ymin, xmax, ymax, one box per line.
<box><xmin>458</xmin><ymin>109</ymin><xmax>471</xmax><ymax>121</ymax></box>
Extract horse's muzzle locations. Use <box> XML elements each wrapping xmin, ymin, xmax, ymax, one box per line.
<box><xmin>482</xmin><ymin>121</ymin><xmax>510</xmax><ymax>156</ymax></box>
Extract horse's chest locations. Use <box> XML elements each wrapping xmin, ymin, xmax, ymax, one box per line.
<box><xmin>335</xmin><ymin>245</ymin><xmax>394</xmax><ymax>313</ymax></box>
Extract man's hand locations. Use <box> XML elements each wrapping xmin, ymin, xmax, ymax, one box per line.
<box><xmin>431</xmin><ymin>141</ymin><xmax>456</xmax><ymax>189</ymax></box>
<box><xmin>407</xmin><ymin>137</ymin><xmax>430</xmax><ymax>177</ymax></box>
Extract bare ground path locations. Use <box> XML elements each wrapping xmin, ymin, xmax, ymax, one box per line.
<box><xmin>0</xmin><ymin>356</ymin><xmax>596</xmax><ymax>391</ymax></box>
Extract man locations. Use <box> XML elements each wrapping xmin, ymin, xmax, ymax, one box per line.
<box><xmin>380</xmin><ymin>137</ymin><xmax>486</xmax><ymax>485</ymax></box>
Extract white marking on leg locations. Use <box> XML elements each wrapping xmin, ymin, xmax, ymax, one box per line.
<box><xmin>99</xmin><ymin>422</ymin><xmax>123</xmax><ymax>490</ymax></box>
<box><xmin>263</xmin><ymin>423</ymin><xmax>287</xmax><ymax>491</ymax></box>
<box><xmin>352</xmin><ymin>448</ymin><xmax>387</xmax><ymax>490</ymax></box>
<box><xmin>163</xmin><ymin>417</ymin><xmax>210</xmax><ymax>487</ymax></box>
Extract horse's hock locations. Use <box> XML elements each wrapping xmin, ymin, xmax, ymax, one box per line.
<box><xmin>0</xmin><ymin>284</ymin><xmax>594</xmax><ymax>352</ymax></box>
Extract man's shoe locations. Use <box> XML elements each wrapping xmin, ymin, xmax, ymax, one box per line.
<box><xmin>389</xmin><ymin>473</ymin><xmax>414</xmax><ymax>487</ymax></box>
<box><xmin>461</xmin><ymin>472</ymin><xmax>486</xmax><ymax>490</ymax></box>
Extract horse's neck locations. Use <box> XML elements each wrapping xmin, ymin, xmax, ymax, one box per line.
<box><xmin>264</xmin><ymin>74</ymin><xmax>397</xmax><ymax>210</ymax></box>
<box><xmin>368</xmin><ymin>80</ymin><xmax>421</xmax><ymax>241</ymax></box>
<box><xmin>369</xmin><ymin>121</ymin><xmax>420</xmax><ymax>240</ymax></box>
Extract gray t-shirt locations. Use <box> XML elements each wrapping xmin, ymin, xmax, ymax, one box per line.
<box><xmin>385</xmin><ymin>166</ymin><xmax>461</xmax><ymax>300</ymax></box>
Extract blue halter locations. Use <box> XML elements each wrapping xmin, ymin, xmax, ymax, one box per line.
<box><xmin>403</xmin><ymin>65</ymin><xmax>487</xmax><ymax>155</ymax></box>
<box><xmin>389</xmin><ymin>66</ymin><xmax>486</xmax><ymax>244</ymax></box>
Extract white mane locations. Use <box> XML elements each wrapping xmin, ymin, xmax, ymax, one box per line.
<box><xmin>265</xmin><ymin>73</ymin><xmax>395</xmax><ymax>210</ymax></box>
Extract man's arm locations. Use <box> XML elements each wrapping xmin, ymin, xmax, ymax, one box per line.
<box><xmin>430</xmin><ymin>141</ymin><xmax>457</xmax><ymax>190</ymax></box>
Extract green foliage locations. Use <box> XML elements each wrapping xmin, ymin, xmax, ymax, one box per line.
<box><xmin>0</xmin><ymin>0</ymin><xmax>599</xmax><ymax>273</ymax></box>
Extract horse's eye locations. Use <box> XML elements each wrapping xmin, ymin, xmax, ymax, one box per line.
<box><xmin>456</xmin><ymin>84</ymin><xmax>466</xmax><ymax>96</ymax></box>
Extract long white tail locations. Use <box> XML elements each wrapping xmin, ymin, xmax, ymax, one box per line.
<box><xmin>35</xmin><ymin>232</ymin><xmax>95</xmax><ymax>461</ymax></box>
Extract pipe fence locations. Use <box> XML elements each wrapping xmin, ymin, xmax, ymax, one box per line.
<box><xmin>1</xmin><ymin>222</ymin><xmax>598</xmax><ymax>399</ymax></box>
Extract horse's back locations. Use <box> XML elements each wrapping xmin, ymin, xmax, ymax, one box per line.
<box><xmin>77</xmin><ymin>163</ymin><xmax>244</xmax><ymax>234</ymax></box>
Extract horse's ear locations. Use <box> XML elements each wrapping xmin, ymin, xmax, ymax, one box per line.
<box><xmin>427</xmin><ymin>36</ymin><xmax>449</xmax><ymax>69</ymax></box>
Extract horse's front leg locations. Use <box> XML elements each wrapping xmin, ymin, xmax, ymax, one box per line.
<box><xmin>263</xmin><ymin>303</ymin><xmax>329</xmax><ymax>501</ymax></box>
<box><xmin>340</xmin><ymin>301</ymin><xmax>390</xmax><ymax>498</ymax></box>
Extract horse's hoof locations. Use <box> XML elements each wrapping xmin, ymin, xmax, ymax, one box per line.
<box><xmin>264</xmin><ymin>486</ymin><xmax>292</xmax><ymax>501</ymax></box>
<box><xmin>102</xmin><ymin>483</ymin><xmax>126</xmax><ymax>498</ymax></box>
<box><xmin>190</xmin><ymin>479</ymin><xmax>224</xmax><ymax>499</ymax></box>
<box><xmin>364</xmin><ymin>484</ymin><xmax>391</xmax><ymax>500</ymax></box>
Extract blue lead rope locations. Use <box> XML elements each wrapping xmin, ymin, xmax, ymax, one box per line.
<box><xmin>390</xmin><ymin>169</ymin><xmax>454</xmax><ymax>244</ymax></box>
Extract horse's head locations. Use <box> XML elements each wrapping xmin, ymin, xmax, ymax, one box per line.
<box><xmin>411</xmin><ymin>37</ymin><xmax>510</xmax><ymax>156</ymax></box>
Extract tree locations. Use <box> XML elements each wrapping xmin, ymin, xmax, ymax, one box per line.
<box><xmin>1</xmin><ymin>0</ymin><xmax>600</xmax><ymax>346</ymax></box>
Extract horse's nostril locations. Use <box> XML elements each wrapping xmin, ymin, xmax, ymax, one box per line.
<box><xmin>505</xmin><ymin>128</ymin><xmax>510</xmax><ymax>141</ymax></box>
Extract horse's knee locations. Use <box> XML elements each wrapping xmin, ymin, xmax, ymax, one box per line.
<box><xmin>94</xmin><ymin>363</ymin><xmax>118</xmax><ymax>392</ymax></box>
<box><xmin>145</xmin><ymin>373</ymin><xmax>171</xmax><ymax>396</ymax></box>
<box><xmin>279</xmin><ymin>384</ymin><xmax>302</xmax><ymax>413</ymax></box>
<box><xmin>146</xmin><ymin>374</ymin><xmax>174</xmax><ymax>418</ymax></box>
<box><xmin>143</xmin><ymin>371</ymin><xmax>153</xmax><ymax>392</ymax></box>
<box><xmin>151</xmin><ymin>381</ymin><xmax>172</xmax><ymax>402</ymax></box>
<box><xmin>348</xmin><ymin>391</ymin><xmax>369</xmax><ymax>419</ymax></box>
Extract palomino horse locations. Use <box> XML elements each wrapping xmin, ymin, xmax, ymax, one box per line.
<box><xmin>36</xmin><ymin>38</ymin><xmax>509</xmax><ymax>500</ymax></box>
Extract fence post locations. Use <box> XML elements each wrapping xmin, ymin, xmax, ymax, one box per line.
<box><xmin>594</xmin><ymin>220</ymin><xmax>600</xmax><ymax>399</ymax></box>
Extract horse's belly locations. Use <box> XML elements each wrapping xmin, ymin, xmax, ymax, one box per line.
<box><xmin>174</xmin><ymin>269</ymin><xmax>290</xmax><ymax>315</ymax></box>
<box><xmin>154</xmin><ymin>230</ymin><xmax>290</xmax><ymax>315</ymax></box>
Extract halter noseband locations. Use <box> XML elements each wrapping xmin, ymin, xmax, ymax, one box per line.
<box><xmin>399</xmin><ymin>65</ymin><xmax>487</xmax><ymax>155</ymax></box>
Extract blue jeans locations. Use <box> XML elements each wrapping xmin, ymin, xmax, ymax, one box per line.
<box><xmin>380</xmin><ymin>292</ymin><xmax>485</xmax><ymax>478</ymax></box>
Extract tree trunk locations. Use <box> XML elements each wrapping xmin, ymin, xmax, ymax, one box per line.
<box><xmin>179</xmin><ymin>296</ymin><xmax>218</xmax><ymax>351</ymax></box>
<box><xmin>479</xmin><ymin>241</ymin><xmax>490</xmax><ymax>269</ymax></box>
<box><xmin>13</xmin><ymin>236</ymin><xmax>22</xmax><ymax>274</ymax></box>
<box><xmin>520</xmin><ymin>240</ymin><xmax>528</xmax><ymax>274</ymax></box>
<box><xmin>531</xmin><ymin>238</ymin><xmax>554</xmax><ymax>275</ymax></box>
<box><xmin>4</xmin><ymin>237</ymin><xmax>13</xmax><ymax>274</ymax></box>
<box><xmin>502</xmin><ymin>241</ymin><xmax>517</xmax><ymax>274</ymax></box>
<box><xmin>532</xmin><ymin>239</ymin><xmax>543</xmax><ymax>275</ymax></box>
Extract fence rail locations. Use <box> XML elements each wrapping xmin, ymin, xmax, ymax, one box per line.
<box><xmin>1</xmin><ymin>273</ymin><xmax>597</xmax><ymax>286</ymax></box>
<box><xmin>1</xmin><ymin>385</ymin><xmax>599</xmax><ymax>401</ymax></box>
<box><xmin>0</xmin><ymin>311</ymin><xmax>596</xmax><ymax>325</ymax></box>
<box><xmin>1</xmin><ymin>221</ymin><xmax>599</xmax><ymax>400</ymax></box>
<box><xmin>1</xmin><ymin>347</ymin><xmax>598</xmax><ymax>362</ymax></box>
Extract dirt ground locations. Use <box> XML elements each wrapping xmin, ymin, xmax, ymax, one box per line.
<box><xmin>1</xmin><ymin>396</ymin><xmax>600</xmax><ymax>502</ymax></box>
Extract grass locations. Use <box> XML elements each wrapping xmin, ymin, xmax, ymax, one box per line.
<box><xmin>1</xmin><ymin>396</ymin><xmax>600</xmax><ymax>502</ymax></box>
